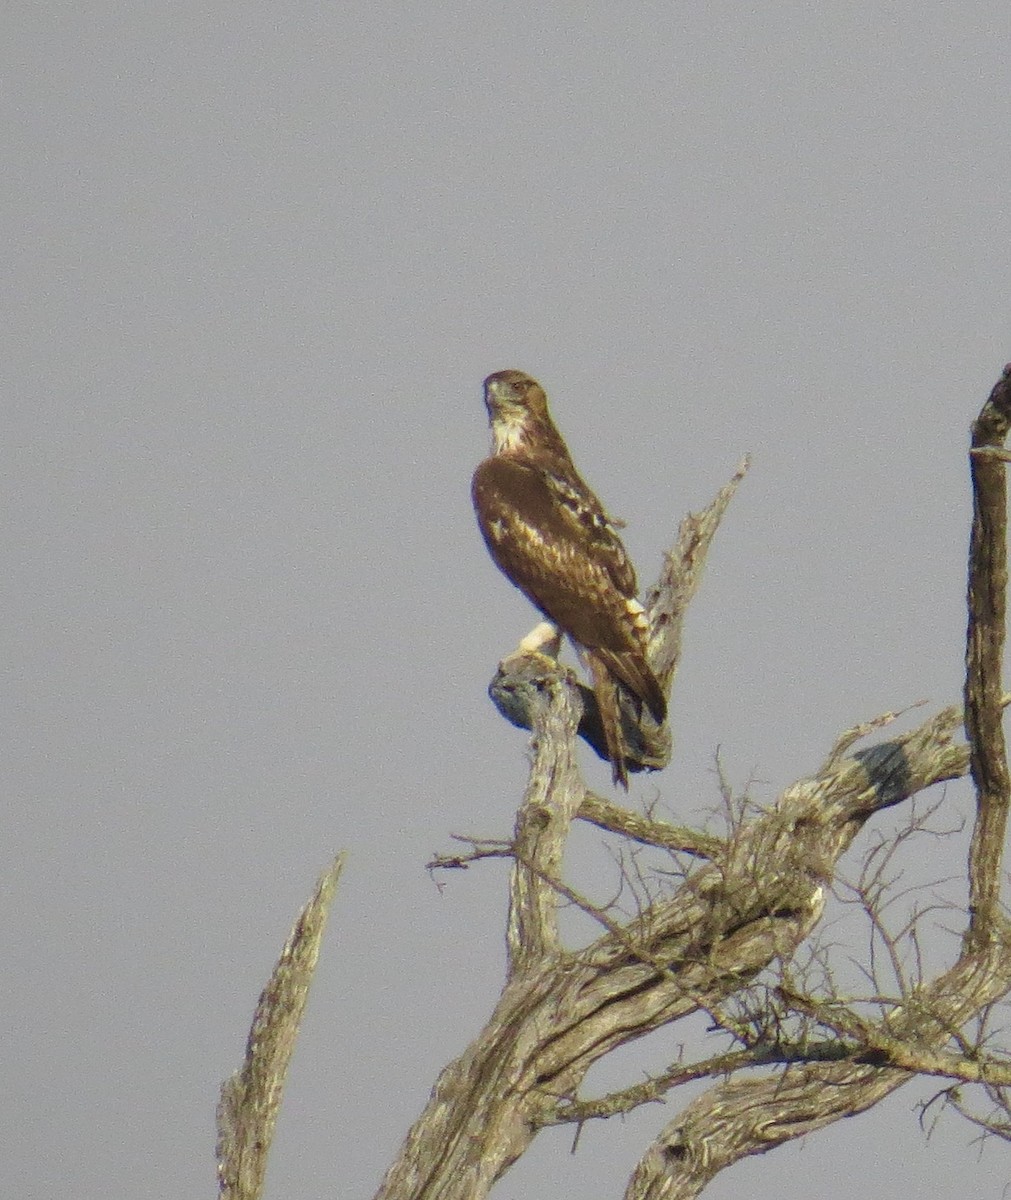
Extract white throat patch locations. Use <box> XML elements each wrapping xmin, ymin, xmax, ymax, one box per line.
<box><xmin>491</xmin><ymin>408</ymin><xmax>529</xmax><ymax>454</ymax></box>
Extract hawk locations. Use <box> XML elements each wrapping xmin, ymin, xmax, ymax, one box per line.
<box><xmin>472</xmin><ymin>369</ymin><xmax>666</xmax><ymax>787</ymax></box>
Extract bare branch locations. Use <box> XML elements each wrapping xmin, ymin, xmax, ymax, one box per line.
<box><xmin>217</xmin><ymin>854</ymin><xmax>345</xmax><ymax>1200</ymax></box>
<box><xmin>777</xmin><ymin>985</ymin><xmax>1011</xmax><ymax>1086</ymax></box>
<box><xmin>547</xmin><ymin>1047</ymin><xmax>765</xmax><ymax>1125</ymax></box>
<box><xmin>427</xmin><ymin>836</ymin><xmax>513</xmax><ymax>874</ymax></box>
<box><xmin>577</xmin><ymin>791</ymin><xmax>724</xmax><ymax>859</ymax></box>
<box><xmin>373</xmin><ymin>693</ymin><xmax>969</xmax><ymax>1200</ymax></box>
<box><xmin>626</xmin><ymin>938</ymin><xmax>1011</xmax><ymax>1200</ymax></box>
<box><xmin>946</xmin><ymin>1082</ymin><xmax>1011</xmax><ymax>1141</ymax></box>
<box><xmin>965</xmin><ymin>363</ymin><xmax>1011</xmax><ymax>945</ymax></box>
<box><xmin>505</xmin><ymin>655</ymin><xmax>585</xmax><ymax>975</ymax></box>
<box><xmin>645</xmin><ymin>456</ymin><xmax>749</xmax><ymax>693</ymax></box>
<box><xmin>821</xmin><ymin>703</ymin><xmax>925</xmax><ymax>771</ymax></box>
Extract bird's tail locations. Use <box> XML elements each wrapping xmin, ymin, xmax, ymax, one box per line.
<box><xmin>586</xmin><ymin>652</ymin><xmax>630</xmax><ymax>789</ymax></box>
<box><xmin>592</xmin><ymin>647</ymin><xmax>666</xmax><ymax>725</ymax></box>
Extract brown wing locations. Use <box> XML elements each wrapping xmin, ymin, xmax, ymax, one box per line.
<box><xmin>538</xmin><ymin>468</ymin><xmax>638</xmax><ymax>598</ymax></box>
<box><xmin>472</xmin><ymin>455</ymin><xmax>665</xmax><ymax>723</ymax></box>
<box><xmin>590</xmin><ymin>645</ymin><xmax>666</xmax><ymax>726</ymax></box>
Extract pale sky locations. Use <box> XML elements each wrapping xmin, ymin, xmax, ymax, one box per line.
<box><xmin>6</xmin><ymin>3</ymin><xmax>1011</xmax><ymax>1197</ymax></box>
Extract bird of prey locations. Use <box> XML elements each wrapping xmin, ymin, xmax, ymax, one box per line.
<box><xmin>472</xmin><ymin>369</ymin><xmax>666</xmax><ymax>787</ymax></box>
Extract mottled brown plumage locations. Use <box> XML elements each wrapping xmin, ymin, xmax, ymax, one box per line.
<box><xmin>472</xmin><ymin>369</ymin><xmax>665</xmax><ymax>787</ymax></box>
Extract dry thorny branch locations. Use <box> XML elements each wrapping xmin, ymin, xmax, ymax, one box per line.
<box><xmin>218</xmin><ymin>366</ymin><xmax>1011</xmax><ymax>1200</ymax></box>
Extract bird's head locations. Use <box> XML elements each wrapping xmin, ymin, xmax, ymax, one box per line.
<box><xmin>482</xmin><ymin>370</ymin><xmax>552</xmax><ymax>455</ymax></box>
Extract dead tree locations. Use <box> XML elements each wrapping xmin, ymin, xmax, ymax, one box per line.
<box><xmin>219</xmin><ymin>366</ymin><xmax>1011</xmax><ymax>1200</ymax></box>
